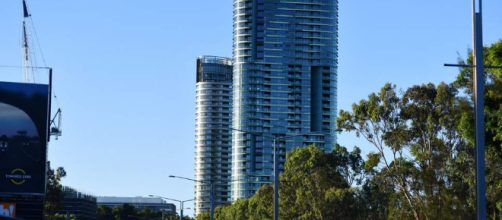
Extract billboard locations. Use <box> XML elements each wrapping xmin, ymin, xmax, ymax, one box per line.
<box><xmin>0</xmin><ymin>81</ymin><xmax>49</xmax><ymax>195</ymax></box>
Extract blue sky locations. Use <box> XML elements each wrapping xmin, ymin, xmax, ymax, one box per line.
<box><xmin>1</xmin><ymin>0</ymin><xmax>501</xmax><ymax>216</ymax></box>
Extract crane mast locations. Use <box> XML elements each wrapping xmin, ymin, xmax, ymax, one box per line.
<box><xmin>22</xmin><ymin>0</ymin><xmax>32</xmax><ymax>82</ymax></box>
<box><xmin>20</xmin><ymin>0</ymin><xmax>63</xmax><ymax>138</ymax></box>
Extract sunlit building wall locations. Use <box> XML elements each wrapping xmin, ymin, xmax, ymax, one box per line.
<box><xmin>194</xmin><ymin>56</ymin><xmax>233</xmax><ymax>215</ymax></box>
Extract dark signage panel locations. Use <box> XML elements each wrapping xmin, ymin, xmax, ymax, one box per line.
<box><xmin>0</xmin><ymin>81</ymin><xmax>49</xmax><ymax>195</ymax></box>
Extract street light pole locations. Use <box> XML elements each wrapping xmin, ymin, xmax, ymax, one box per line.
<box><xmin>178</xmin><ymin>203</ymin><xmax>193</xmax><ymax>220</ymax></box>
<box><xmin>472</xmin><ymin>1</ymin><xmax>486</xmax><ymax>219</ymax></box>
<box><xmin>273</xmin><ymin>139</ymin><xmax>279</xmax><ymax>220</ymax></box>
<box><xmin>273</xmin><ymin>134</ymin><xmax>312</xmax><ymax>220</ymax></box>
<box><xmin>180</xmin><ymin>201</ymin><xmax>184</xmax><ymax>220</ymax></box>
<box><xmin>442</xmin><ymin>1</ymin><xmax>502</xmax><ymax>218</ymax></box>
<box><xmin>210</xmin><ymin>183</ymin><xmax>214</xmax><ymax>220</ymax></box>
<box><xmin>444</xmin><ymin>1</ymin><xmax>502</xmax><ymax>219</ymax></box>
<box><xmin>148</xmin><ymin>195</ymin><xmax>194</xmax><ymax>220</ymax></box>
<box><xmin>231</xmin><ymin>128</ymin><xmax>312</xmax><ymax>220</ymax></box>
<box><xmin>169</xmin><ymin>175</ymin><xmax>214</xmax><ymax>220</ymax></box>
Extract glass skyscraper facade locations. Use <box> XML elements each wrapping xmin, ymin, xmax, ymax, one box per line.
<box><xmin>194</xmin><ymin>56</ymin><xmax>233</xmax><ymax>215</ymax></box>
<box><xmin>231</xmin><ymin>0</ymin><xmax>338</xmax><ymax>199</ymax></box>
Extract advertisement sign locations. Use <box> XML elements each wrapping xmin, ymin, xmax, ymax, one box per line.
<box><xmin>0</xmin><ymin>203</ymin><xmax>16</xmax><ymax>217</ymax></box>
<box><xmin>0</xmin><ymin>81</ymin><xmax>49</xmax><ymax>195</ymax></box>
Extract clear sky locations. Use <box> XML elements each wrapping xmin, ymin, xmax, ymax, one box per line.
<box><xmin>1</xmin><ymin>0</ymin><xmax>501</xmax><ymax>217</ymax></box>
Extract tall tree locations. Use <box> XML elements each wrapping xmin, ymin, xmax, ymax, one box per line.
<box><xmin>214</xmin><ymin>198</ymin><xmax>249</xmax><ymax>220</ymax></box>
<box><xmin>44</xmin><ymin>162</ymin><xmax>67</xmax><ymax>219</ymax></box>
<box><xmin>280</xmin><ymin>145</ymin><xmax>360</xmax><ymax>220</ymax></box>
<box><xmin>214</xmin><ymin>145</ymin><xmax>364</xmax><ymax>220</ymax></box>
<box><xmin>337</xmin><ymin>82</ymin><xmax>473</xmax><ymax>219</ymax></box>
<box><xmin>247</xmin><ymin>184</ymin><xmax>273</xmax><ymax>220</ymax></box>
<box><xmin>454</xmin><ymin>39</ymin><xmax>502</xmax><ymax>219</ymax></box>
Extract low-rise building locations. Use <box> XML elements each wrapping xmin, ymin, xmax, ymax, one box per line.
<box><xmin>97</xmin><ymin>197</ymin><xmax>175</xmax><ymax>213</ymax></box>
<box><xmin>59</xmin><ymin>186</ymin><xmax>97</xmax><ymax>220</ymax></box>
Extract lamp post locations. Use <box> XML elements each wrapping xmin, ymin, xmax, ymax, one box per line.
<box><xmin>273</xmin><ymin>138</ymin><xmax>279</xmax><ymax>220</ymax></box>
<box><xmin>443</xmin><ymin>1</ymin><xmax>502</xmax><ymax>219</ymax></box>
<box><xmin>148</xmin><ymin>195</ymin><xmax>194</xmax><ymax>220</ymax></box>
<box><xmin>169</xmin><ymin>175</ymin><xmax>214</xmax><ymax>220</ymax></box>
<box><xmin>272</xmin><ymin>134</ymin><xmax>314</xmax><ymax>220</ymax></box>
<box><xmin>231</xmin><ymin>128</ymin><xmax>311</xmax><ymax>220</ymax></box>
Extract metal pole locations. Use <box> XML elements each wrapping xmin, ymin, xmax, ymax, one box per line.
<box><xmin>472</xmin><ymin>0</ymin><xmax>486</xmax><ymax>219</ymax></box>
<box><xmin>273</xmin><ymin>139</ymin><xmax>279</xmax><ymax>220</ymax></box>
<box><xmin>180</xmin><ymin>201</ymin><xmax>183</xmax><ymax>220</ymax></box>
<box><xmin>229</xmin><ymin>129</ymin><xmax>307</xmax><ymax>220</ymax></box>
<box><xmin>48</xmin><ymin>68</ymin><xmax>53</xmax><ymax>141</ymax></box>
<box><xmin>210</xmin><ymin>182</ymin><xmax>214</xmax><ymax>220</ymax></box>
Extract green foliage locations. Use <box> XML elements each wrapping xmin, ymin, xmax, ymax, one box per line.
<box><xmin>454</xmin><ymin>39</ymin><xmax>502</xmax><ymax>219</ymax></box>
<box><xmin>44</xmin><ymin>162</ymin><xmax>67</xmax><ymax>219</ymax></box>
<box><xmin>112</xmin><ymin>204</ymin><xmax>137</xmax><ymax>220</ymax></box>
<box><xmin>338</xmin><ymin>81</ymin><xmax>476</xmax><ymax>219</ymax></box>
<box><xmin>196</xmin><ymin>212</ymin><xmax>210</xmax><ymax>220</ymax></box>
<box><xmin>97</xmin><ymin>204</ymin><xmax>185</xmax><ymax>220</ymax></box>
<box><xmin>216</xmin><ymin>145</ymin><xmax>364</xmax><ymax>220</ymax></box>
<box><xmin>280</xmin><ymin>145</ymin><xmax>360</xmax><ymax>220</ymax></box>
<box><xmin>97</xmin><ymin>205</ymin><xmax>114</xmax><ymax>220</ymax></box>
<box><xmin>247</xmin><ymin>185</ymin><xmax>273</xmax><ymax>220</ymax></box>
<box><xmin>334</xmin><ymin>40</ymin><xmax>502</xmax><ymax>219</ymax></box>
<box><xmin>52</xmin><ymin>213</ymin><xmax>77</xmax><ymax>220</ymax></box>
<box><xmin>214</xmin><ymin>199</ymin><xmax>249</xmax><ymax>220</ymax></box>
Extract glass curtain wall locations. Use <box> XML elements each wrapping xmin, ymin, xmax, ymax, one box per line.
<box><xmin>232</xmin><ymin>0</ymin><xmax>338</xmax><ymax>199</ymax></box>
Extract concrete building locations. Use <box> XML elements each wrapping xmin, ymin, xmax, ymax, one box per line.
<box><xmin>97</xmin><ymin>197</ymin><xmax>175</xmax><ymax>213</ymax></box>
<box><xmin>231</xmin><ymin>0</ymin><xmax>339</xmax><ymax>199</ymax></box>
<box><xmin>194</xmin><ymin>56</ymin><xmax>233</xmax><ymax>215</ymax></box>
<box><xmin>59</xmin><ymin>186</ymin><xmax>97</xmax><ymax>220</ymax></box>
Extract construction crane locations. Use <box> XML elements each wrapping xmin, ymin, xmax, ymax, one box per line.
<box><xmin>22</xmin><ymin>0</ymin><xmax>33</xmax><ymax>82</ymax></box>
<box><xmin>21</xmin><ymin>0</ymin><xmax>63</xmax><ymax>139</ymax></box>
<box><xmin>50</xmin><ymin>108</ymin><xmax>63</xmax><ymax>140</ymax></box>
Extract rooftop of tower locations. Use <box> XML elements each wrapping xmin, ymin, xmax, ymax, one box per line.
<box><xmin>197</xmin><ymin>55</ymin><xmax>232</xmax><ymax>66</ymax></box>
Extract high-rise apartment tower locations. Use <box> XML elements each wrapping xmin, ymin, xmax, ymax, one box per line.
<box><xmin>231</xmin><ymin>0</ymin><xmax>339</xmax><ymax>199</ymax></box>
<box><xmin>194</xmin><ymin>56</ymin><xmax>233</xmax><ymax>215</ymax></box>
